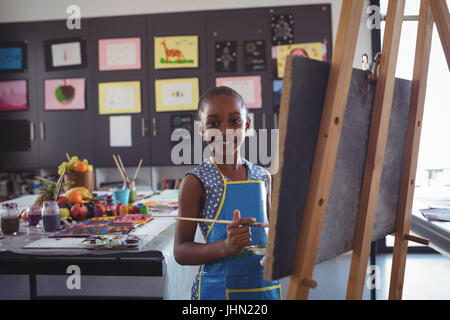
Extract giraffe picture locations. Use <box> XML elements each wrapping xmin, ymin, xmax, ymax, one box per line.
<box><xmin>154</xmin><ymin>35</ymin><xmax>198</xmax><ymax>69</ymax></box>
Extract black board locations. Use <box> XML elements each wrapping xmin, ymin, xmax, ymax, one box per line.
<box><xmin>266</xmin><ymin>56</ymin><xmax>411</xmax><ymax>280</ymax></box>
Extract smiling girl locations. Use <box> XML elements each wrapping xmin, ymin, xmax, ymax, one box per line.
<box><xmin>173</xmin><ymin>86</ymin><xmax>281</xmax><ymax>300</ymax></box>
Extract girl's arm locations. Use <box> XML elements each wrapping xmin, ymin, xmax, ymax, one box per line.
<box><xmin>173</xmin><ymin>174</ymin><xmax>255</xmax><ymax>266</ymax></box>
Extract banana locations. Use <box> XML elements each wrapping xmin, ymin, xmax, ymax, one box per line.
<box><xmin>65</xmin><ymin>187</ymin><xmax>94</xmax><ymax>200</ymax></box>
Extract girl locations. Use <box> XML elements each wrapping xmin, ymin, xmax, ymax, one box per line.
<box><xmin>174</xmin><ymin>86</ymin><xmax>281</xmax><ymax>300</ymax></box>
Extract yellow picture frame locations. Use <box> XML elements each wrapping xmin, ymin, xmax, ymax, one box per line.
<box><xmin>154</xmin><ymin>35</ymin><xmax>199</xmax><ymax>69</ymax></box>
<box><xmin>276</xmin><ymin>42</ymin><xmax>323</xmax><ymax>78</ymax></box>
<box><xmin>155</xmin><ymin>78</ymin><xmax>199</xmax><ymax>112</ymax></box>
<box><xmin>98</xmin><ymin>81</ymin><xmax>141</xmax><ymax>115</ymax></box>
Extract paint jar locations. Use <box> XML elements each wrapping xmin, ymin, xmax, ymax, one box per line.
<box><xmin>0</xmin><ymin>203</ymin><xmax>20</xmax><ymax>235</ymax></box>
<box><xmin>27</xmin><ymin>205</ymin><xmax>42</xmax><ymax>226</ymax></box>
<box><xmin>42</xmin><ymin>201</ymin><xmax>60</xmax><ymax>233</ymax></box>
<box><xmin>106</xmin><ymin>195</ymin><xmax>115</xmax><ymax>216</ymax></box>
<box><xmin>129</xmin><ymin>181</ymin><xmax>137</xmax><ymax>203</ymax></box>
<box><xmin>119</xmin><ymin>204</ymin><xmax>128</xmax><ymax>216</ymax></box>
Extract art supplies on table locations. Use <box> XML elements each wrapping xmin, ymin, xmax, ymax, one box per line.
<box><xmin>420</xmin><ymin>208</ymin><xmax>450</xmax><ymax>222</ymax></box>
<box><xmin>147</xmin><ymin>203</ymin><xmax>178</xmax><ymax>215</ymax></box>
<box><xmin>80</xmin><ymin>234</ymin><xmax>148</xmax><ymax>250</ymax></box>
<box><xmin>49</xmin><ymin>214</ymin><xmax>152</xmax><ymax>238</ymax></box>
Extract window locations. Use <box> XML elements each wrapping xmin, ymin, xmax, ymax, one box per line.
<box><xmin>379</xmin><ymin>0</ymin><xmax>450</xmax><ymax>250</ymax></box>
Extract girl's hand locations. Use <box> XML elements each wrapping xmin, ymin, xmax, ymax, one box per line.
<box><xmin>224</xmin><ymin>209</ymin><xmax>256</xmax><ymax>256</ymax></box>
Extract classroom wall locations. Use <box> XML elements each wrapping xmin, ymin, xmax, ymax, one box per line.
<box><xmin>0</xmin><ymin>0</ymin><xmax>372</xmax><ymax>68</ymax></box>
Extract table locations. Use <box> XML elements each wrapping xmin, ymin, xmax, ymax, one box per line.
<box><xmin>0</xmin><ymin>191</ymin><xmax>198</xmax><ymax>300</ymax></box>
<box><xmin>410</xmin><ymin>186</ymin><xmax>450</xmax><ymax>258</ymax></box>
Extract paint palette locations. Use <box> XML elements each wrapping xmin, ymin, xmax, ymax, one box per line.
<box><xmin>80</xmin><ymin>234</ymin><xmax>148</xmax><ymax>249</ymax></box>
<box><xmin>246</xmin><ymin>245</ymin><xmax>266</xmax><ymax>256</ymax></box>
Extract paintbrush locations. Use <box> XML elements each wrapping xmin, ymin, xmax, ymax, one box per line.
<box><xmin>174</xmin><ymin>216</ymin><xmax>269</xmax><ymax>228</ymax></box>
<box><xmin>112</xmin><ymin>154</ymin><xmax>127</xmax><ymax>185</ymax></box>
<box><xmin>132</xmin><ymin>158</ymin><xmax>143</xmax><ymax>183</ymax></box>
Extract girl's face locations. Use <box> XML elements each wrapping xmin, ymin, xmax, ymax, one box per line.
<box><xmin>200</xmin><ymin>95</ymin><xmax>250</xmax><ymax>159</ymax></box>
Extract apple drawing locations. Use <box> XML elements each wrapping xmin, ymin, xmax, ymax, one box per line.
<box><xmin>55</xmin><ymin>80</ymin><xmax>75</xmax><ymax>105</ymax></box>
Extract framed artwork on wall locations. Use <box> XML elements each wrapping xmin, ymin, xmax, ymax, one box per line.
<box><xmin>98</xmin><ymin>81</ymin><xmax>141</xmax><ymax>115</ymax></box>
<box><xmin>216</xmin><ymin>76</ymin><xmax>262</xmax><ymax>109</ymax></box>
<box><xmin>0</xmin><ymin>41</ymin><xmax>27</xmax><ymax>72</ymax></box>
<box><xmin>0</xmin><ymin>80</ymin><xmax>28</xmax><ymax>111</ymax></box>
<box><xmin>44</xmin><ymin>37</ymin><xmax>87</xmax><ymax>71</ymax></box>
<box><xmin>154</xmin><ymin>35</ymin><xmax>198</xmax><ymax>69</ymax></box>
<box><xmin>155</xmin><ymin>78</ymin><xmax>199</xmax><ymax>112</ymax></box>
<box><xmin>98</xmin><ymin>37</ymin><xmax>141</xmax><ymax>71</ymax></box>
<box><xmin>44</xmin><ymin>78</ymin><xmax>85</xmax><ymax>111</ymax></box>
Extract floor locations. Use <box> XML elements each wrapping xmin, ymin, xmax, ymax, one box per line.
<box><xmin>278</xmin><ymin>251</ymin><xmax>450</xmax><ymax>300</ymax></box>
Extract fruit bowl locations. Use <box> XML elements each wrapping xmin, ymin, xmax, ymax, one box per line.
<box><xmin>59</xmin><ymin>156</ymin><xmax>95</xmax><ymax>193</ymax></box>
<box><xmin>64</xmin><ymin>171</ymin><xmax>95</xmax><ymax>193</ymax></box>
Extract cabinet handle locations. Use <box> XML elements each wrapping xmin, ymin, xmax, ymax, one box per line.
<box><xmin>152</xmin><ymin>117</ymin><xmax>157</xmax><ymax>136</ymax></box>
<box><xmin>40</xmin><ymin>121</ymin><xmax>46</xmax><ymax>140</ymax></box>
<box><xmin>273</xmin><ymin>113</ymin><xmax>279</xmax><ymax>129</ymax></box>
<box><xmin>30</xmin><ymin>121</ymin><xmax>35</xmax><ymax>141</ymax></box>
<box><xmin>262</xmin><ymin>112</ymin><xmax>267</xmax><ymax>129</ymax></box>
<box><xmin>141</xmin><ymin>118</ymin><xmax>147</xmax><ymax>137</ymax></box>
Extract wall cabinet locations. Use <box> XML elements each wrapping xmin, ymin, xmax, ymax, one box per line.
<box><xmin>0</xmin><ymin>5</ymin><xmax>332</xmax><ymax>170</ymax></box>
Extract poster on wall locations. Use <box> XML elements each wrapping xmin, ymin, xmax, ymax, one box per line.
<box><xmin>98</xmin><ymin>81</ymin><xmax>141</xmax><ymax>115</ymax></box>
<box><xmin>98</xmin><ymin>37</ymin><xmax>141</xmax><ymax>71</ymax></box>
<box><xmin>155</xmin><ymin>78</ymin><xmax>199</xmax><ymax>112</ymax></box>
<box><xmin>0</xmin><ymin>80</ymin><xmax>28</xmax><ymax>111</ymax></box>
<box><xmin>215</xmin><ymin>41</ymin><xmax>237</xmax><ymax>72</ymax></box>
<box><xmin>154</xmin><ymin>35</ymin><xmax>198</xmax><ymax>69</ymax></box>
<box><xmin>215</xmin><ymin>76</ymin><xmax>262</xmax><ymax>109</ymax></box>
<box><xmin>110</xmin><ymin>115</ymin><xmax>132</xmax><ymax>147</ymax></box>
<box><xmin>270</xmin><ymin>14</ymin><xmax>294</xmax><ymax>46</ymax></box>
<box><xmin>0</xmin><ymin>41</ymin><xmax>27</xmax><ymax>72</ymax></box>
<box><xmin>243</xmin><ymin>40</ymin><xmax>267</xmax><ymax>72</ymax></box>
<box><xmin>275</xmin><ymin>42</ymin><xmax>323</xmax><ymax>78</ymax></box>
<box><xmin>44</xmin><ymin>78</ymin><xmax>85</xmax><ymax>111</ymax></box>
<box><xmin>44</xmin><ymin>37</ymin><xmax>87</xmax><ymax>71</ymax></box>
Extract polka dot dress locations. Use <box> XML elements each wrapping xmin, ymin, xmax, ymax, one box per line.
<box><xmin>185</xmin><ymin>158</ymin><xmax>269</xmax><ymax>300</ymax></box>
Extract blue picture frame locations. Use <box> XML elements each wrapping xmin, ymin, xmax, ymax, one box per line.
<box><xmin>0</xmin><ymin>41</ymin><xmax>27</xmax><ymax>72</ymax></box>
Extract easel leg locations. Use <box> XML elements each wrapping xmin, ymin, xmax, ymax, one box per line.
<box><xmin>346</xmin><ymin>0</ymin><xmax>405</xmax><ymax>300</ymax></box>
<box><xmin>286</xmin><ymin>0</ymin><xmax>364</xmax><ymax>300</ymax></box>
<box><xmin>429</xmin><ymin>0</ymin><xmax>450</xmax><ymax>70</ymax></box>
<box><xmin>389</xmin><ymin>0</ymin><xmax>434</xmax><ymax>300</ymax></box>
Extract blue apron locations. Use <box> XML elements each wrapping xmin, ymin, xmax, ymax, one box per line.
<box><xmin>197</xmin><ymin>158</ymin><xmax>281</xmax><ymax>300</ymax></box>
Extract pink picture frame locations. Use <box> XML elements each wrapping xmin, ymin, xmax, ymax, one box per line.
<box><xmin>0</xmin><ymin>80</ymin><xmax>27</xmax><ymax>111</ymax></box>
<box><xmin>98</xmin><ymin>37</ymin><xmax>141</xmax><ymax>71</ymax></box>
<box><xmin>44</xmin><ymin>78</ymin><xmax>85</xmax><ymax>111</ymax></box>
<box><xmin>215</xmin><ymin>76</ymin><xmax>262</xmax><ymax>109</ymax></box>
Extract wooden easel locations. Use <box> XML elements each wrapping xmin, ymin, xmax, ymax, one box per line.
<box><xmin>286</xmin><ymin>0</ymin><xmax>450</xmax><ymax>300</ymax></box>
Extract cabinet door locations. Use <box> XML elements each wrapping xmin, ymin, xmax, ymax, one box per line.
<box><xmin>89</xmin><ymin>15</ymin><xmax>150</xmax><ymax>167</ymax></box>
<box><xmin>34</xmin><ymin>20</ymin><xmax>93</xmax><ymax>169</ymax></box>
<box><xmin>0</xmin><ymin>23</ymin><xmax>40</xmax><ymax>170</ymax></box>
<box><xmin>206</xmin><ymin>8</ymin><xmax>275</xmax><ymax>167</ymax></box>
<box><xmin>147</xmin><ymin>12</ymin><xmax>207</xmax><ymax>166</ymax></box>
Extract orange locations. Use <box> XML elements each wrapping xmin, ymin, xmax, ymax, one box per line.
<box><xmin>74</xmin><ymin>161</ymin><xmax>87</xmax><ymax>173</ymax></box>
<box><xmin>68</xmin><ymin>192</ymin><xmax>83</xmax><ymax>204</ymax></box>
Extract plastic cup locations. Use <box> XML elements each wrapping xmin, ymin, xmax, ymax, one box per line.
<box><xmin>114</xmin><ymin>189</ymin><xmax>130</xmax><ymax>205</ymax></box>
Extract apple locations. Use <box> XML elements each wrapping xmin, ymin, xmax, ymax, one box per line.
<box><xmin>57</xmin><ymin>196</ymin><xmax>69</xmax><ymax>208</ymax></box>
<box><xmin>70</xmin><ymin>203</ymin><xmax>88</xmax><ymax>221</ymax></box>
